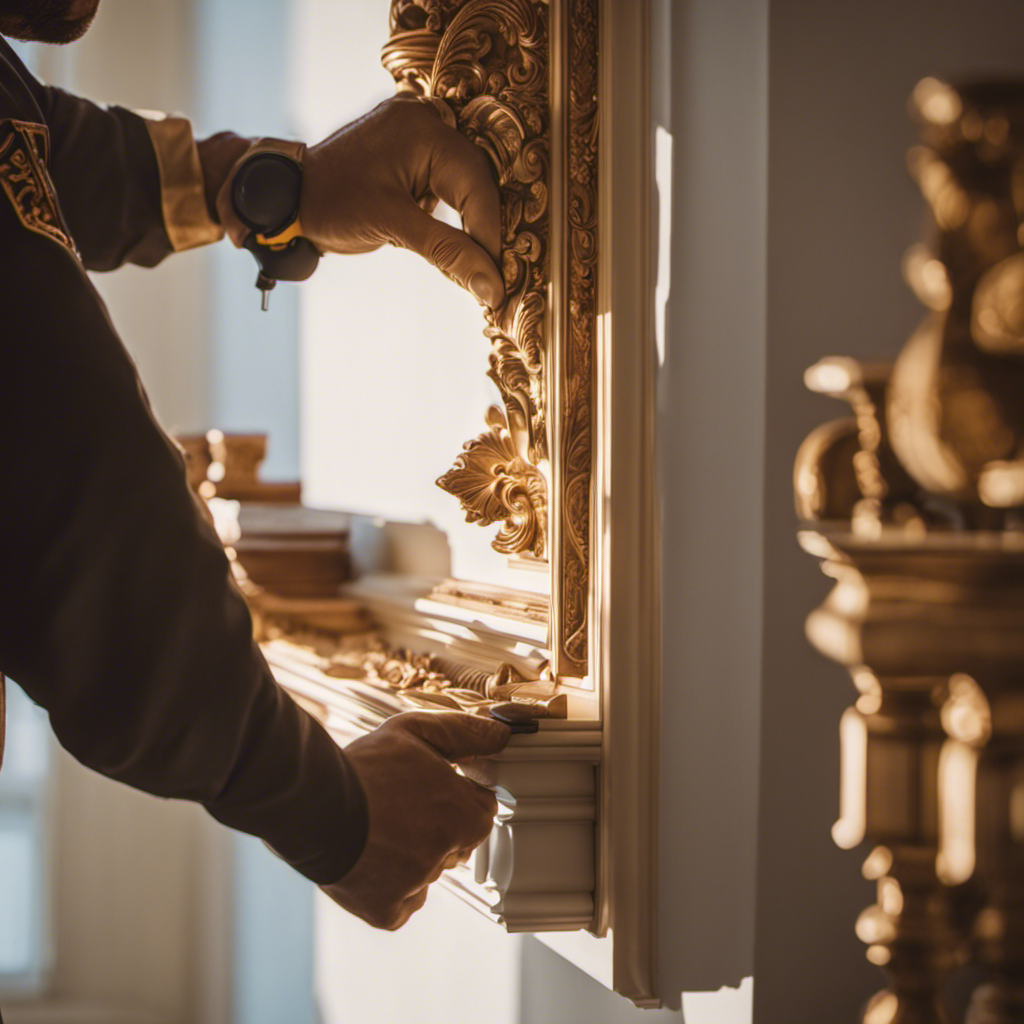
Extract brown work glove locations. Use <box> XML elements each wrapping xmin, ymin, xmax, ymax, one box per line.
<box><xmin>213</xmin><ymin>94</ymin><xmax>504</xmax><ymax>309</ymax></box>
<box><xmin>321</xmin><ymin>711</ymin><xmax>510</xmax><ymax>930</ymax></box>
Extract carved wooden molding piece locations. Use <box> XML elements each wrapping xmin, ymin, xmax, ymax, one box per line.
<box><xmin>553</xmin><ymin>0</ymin><xmax>597</xmax><ymax>671</ymax></box>
<box><xmin>254</xmin><ymin>615</ymin><xmax>567</xmax><ymax>718</ymax></box>
<box><xmin>430</xmin><ymin>575</ymin><xmax>550</xmax><ymax>624</ymax></box>
<box><xmin>326</xmin><ymin>634</ymin><xmax>568</xmax><ymax>717</ymax></box>
<box><xmin>266</xmin><ymin>633</ymin><xmax>598</xmax><ymax>934</ymax></box>
<box><xmin>435</xmin><ymin>405</ymin><xmax>548</xmax><ymax>557</ymax></box>
<box><xmin>382</xmin><ymin>0</ymin><xmax>597</xmax><ymax>675</ymax></box>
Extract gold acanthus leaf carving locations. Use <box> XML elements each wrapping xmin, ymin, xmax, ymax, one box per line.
<box><xmin>389</xmin><ymin>0</ymin><xmax>462</xmax><ymax>35</ymax></box>
<box><xmin>383</xmin><ymin>0</ymin><xmax>550</xmax><ymax>553</ymax></box>
<box><xmin>436</xmin><ymin>405</ymin><xmax>547</xmax><ymax>557</ymax></box>
<box><xmin>322</xmin><ymin>636</ymin><xmax>567</xmax><ymax>717</ymax></box>
<box><xmin>384</xmin><ymin>2</ymin><xmax>463</xmax><ymax>92</ymax></box>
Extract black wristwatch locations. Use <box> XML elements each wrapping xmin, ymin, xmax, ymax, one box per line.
<box><xmin>230</xmin><ymin>141</ymin><xmax>321</xmax><ymax>311</ymax></box>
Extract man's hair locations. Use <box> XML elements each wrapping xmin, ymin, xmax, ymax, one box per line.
<box><xmin>0</xmin><ymin>0</ymin><xmax>98</xmax><ymax>45</ymax></box>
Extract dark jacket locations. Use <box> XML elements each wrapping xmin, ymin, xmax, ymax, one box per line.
<box><xmin>0</xmin><ymin>36</ymin><xmax>367</xmax><ymax>885</ymax></box>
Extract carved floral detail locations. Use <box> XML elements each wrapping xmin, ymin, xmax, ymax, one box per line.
<box><xmin>383</xmin><ymin>1</ymin><xmax>463</xmax><ymax>91</ymax></box>
<box><xmin>321</xmin><ymin>636</ymin><xmax>566</xmax><ymax>717</ymax></box>
<box><xmin>436</xmin><ymin>405</ymin><xmax>547</xmax><ymax>557</ymax></box>
<box><xmin>388</xmin><ymin>0</ymin><xmax>462</xmax><ymax>35</ymax></box>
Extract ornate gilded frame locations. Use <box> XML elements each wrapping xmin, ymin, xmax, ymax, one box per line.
<box><xmin>382</xmin><ymin>0</ymin><xmax>595</xmax><ymax>677</ymax></box>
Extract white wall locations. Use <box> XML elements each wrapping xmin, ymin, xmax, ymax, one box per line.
<box><xmin>44</xmin><ymin>751</ymin><xmax>231</xmax><ymax>1024</ymax></box>
<box><xmin>651</xmin><ymin>0</ymin><xmax>767</xmax><ymax>1005</ymax></box>
<box><xmin>315</xmin><ymin>889</ymin><xmax>521</xmax><ymax>1024</ymax></box>
<box><xmin>42</xmin><ymin>0</ymin><xmax>213</xmax><ymax>438</ymax></box>
<box><xmin>293</xmin><ymin>0</ymin><xmax>549</xmax><ymax>591</ymax></box>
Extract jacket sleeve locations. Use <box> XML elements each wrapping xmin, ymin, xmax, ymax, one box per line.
<box><xmin>0</xmin><ymin>196</ymin><xmax>367</xmax><ymax>884</ymax></box>
<box><xmin>40</xmin><ymin>85</ymin><xmax>223</xmax><ymax>271</ymax></box>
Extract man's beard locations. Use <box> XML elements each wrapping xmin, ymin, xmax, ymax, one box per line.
<box><xmin>0</xmin><ymin>0</ymin><xmax>98</xmax><ymax>44</ymax></box>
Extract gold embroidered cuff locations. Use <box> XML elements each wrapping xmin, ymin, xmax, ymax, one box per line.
<box><xmin>142</xmin><ymin>113</ymin><xmax>225</xmax><ymax>251</ymax></box>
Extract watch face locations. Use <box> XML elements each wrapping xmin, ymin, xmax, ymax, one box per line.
<box><xmin>232</xmin><ymin>153</ymin><xmax>303</xmax><ymax>235</ymax></box>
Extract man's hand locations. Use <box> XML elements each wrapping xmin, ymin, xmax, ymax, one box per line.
<box><xmin>321</xmin><ymin>711</ymin><xmax>510</xmax><ymax>930</ymax></box>
<box><xmin>212</xmin><ymin>95</ymin><xmax>505</xmax><ymax>309</ymax></box>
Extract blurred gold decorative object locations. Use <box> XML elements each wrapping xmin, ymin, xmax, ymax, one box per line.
<box><xmin>798</xmin><ymin>79</ymin><xmax>1024</xmax><ymax>1023</ymax></box>
<box><xmin>175</xmin><ymin>430</ymin><xmax>363</xmax><ymax>634</ymax></box>
<box><xmin>891</xmin><ymin>79</ymin><xmax>1024</xmax><ymax>510</ymax></box>
<box><xmin>175</xmin><ymin>429</ymin><xmax>301</xmax><ymax>504</ymax></box>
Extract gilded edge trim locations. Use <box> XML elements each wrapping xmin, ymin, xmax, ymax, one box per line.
<box><xmin>382</xmin><ymin>0</ymin><xmax>596</xmax><ymax>678</ymax></box>
<box><xmin>142</xmin><ymin>114</ymin><xmax>224</xmax><ymax>251</ymax></box>
<box><xmin>556</xmin><ymin>0</ymin><xmax>598</xmax><ymax>673</ymax></box>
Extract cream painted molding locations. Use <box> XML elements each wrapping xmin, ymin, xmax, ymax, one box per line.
<box><xmin>553</xmin><ymin>0</ymin><xmax>659</xmax><ymax>1006</ymax></box>
<box><xmin>265</xmin><ymin>629</ymin><xmax>601</xmax><ymax>935</ymax></box>
<box><xmin>263</xmin><ymin>0</ymin><xmax>659</xmax><ymax>1007</ymax></box>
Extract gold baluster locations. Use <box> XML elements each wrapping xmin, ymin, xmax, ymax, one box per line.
<box><xmin>968</xmin><ymin>678</ymin><xmax>1024</xmax><ymax>1023</ymax></box>
<box><xmin>798</xmin><ymin>77</ymin><xmax>1024</xmax><ymax>1021</ymax></box>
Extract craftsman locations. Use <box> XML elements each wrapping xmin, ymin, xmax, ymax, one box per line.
<box><xmin>0</xmin><ymin>0</ymin><xmax>510</xmax><ymax>940</ymax></box>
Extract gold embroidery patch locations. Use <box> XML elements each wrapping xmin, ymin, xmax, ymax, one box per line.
<box><xmin>0</xmin><ymin>119</ymin><xmax>74</xmax><ymax>252</ymax></box>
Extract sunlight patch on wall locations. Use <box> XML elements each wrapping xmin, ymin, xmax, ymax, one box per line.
<box><xmin>681</xmin><ymin>976</ymin><xmax>753</xmax><ymax>1024</ymax></box>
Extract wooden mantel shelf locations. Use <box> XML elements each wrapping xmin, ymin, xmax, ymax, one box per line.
<box><xmin>263</xmin><ymin>633</ymin><xmax>602</xmax><ymax>933</ymax></box>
